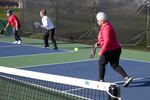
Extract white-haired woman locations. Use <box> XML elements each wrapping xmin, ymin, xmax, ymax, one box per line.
<box><xmin>95</xmin><ymin>12</ymin><xmax>133</xmax><ymax>87</ymax></box>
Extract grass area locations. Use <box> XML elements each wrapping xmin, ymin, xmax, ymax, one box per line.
<box><xmin>0</xmin><ymin>8</ymin><xmax>20</xmax><ymax>18</ymax></box>
<box><xmin>0</xmin><ymin>37</ymin><xmax>149</xmax><ymax>68</ymax></box>
<box><xmin>0</xmin><ymin>8</ymin><xmax>7</xmax><ymax>18</ymax></box>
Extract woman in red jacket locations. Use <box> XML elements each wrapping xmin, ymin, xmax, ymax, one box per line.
<box><xmin>95</xmin><ymin>12</ymin><xmax>132</xmax><ymax>87</ymax></box>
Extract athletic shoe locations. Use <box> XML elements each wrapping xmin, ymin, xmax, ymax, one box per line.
<box><xmin>97</xmin><ymin>79</ymin><xmax>105</xmax><ymax>82</ymax></box>
<box><xmin>123</xmin><ymin>76</ymin><xmax>133</xmax><ymax>87</ymax></box>
<box><xmin>44</xmin><ymin>46</ymin><xmax>49</xmax><ymax>48</ymax></box>
<box><xmin>17</xmin><ymin>40</ymin><xmax>21</xmax><ymax>45</ymax></box>
<box><xmin>13</xmin><ymin>41</ymin><xmax>18</xmax><ymax>44</ymax></box>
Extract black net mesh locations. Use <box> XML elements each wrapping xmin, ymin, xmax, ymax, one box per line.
<box><xmin>0</xmin><ymin>66</ymin><xmax>121</xmax><ymax>100</ymax></box>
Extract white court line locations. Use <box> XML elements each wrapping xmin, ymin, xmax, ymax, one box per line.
<box><xmin>0</xmin><ymin>40</ymin><xmax>73</xmax><ymax>52</ymax></box>
<box><xmin>113</xmin><ymin>59</ymin><xmax>150</xmax><ymax>84</ymax></box>
<box><xmin>121</xmin><ymin>58</ymin><xmax>150</xmax><ymax>64</ymax></box>
<box><xmin>0</xmin><ymin>41</ymin><xmax>74</xmax><ymax>58</ymax></box>
<box><xmin>0</xmin><ymin>51</ymin><xmax>74</xmax><ymax>59</ymax></box>
<box><xmin>21</xmin><ymin>57</ymin><xmax>150</xmax><ymax>68</ymax></box>
<box><xmin>1</xmin><ymin>40</ymin><xmax>149</xmax><ymax>67</ymax></box>
<box><xmin>22</xmin><ymin>42</ymin><xmax>73</xmax><ymax>52</ymax></box>
<box><xmin>19</xmin><ymin>57</ymin><xmax>150</xmax><ymax>69</ymax></box>
<box><xmin>18</xmin><ymin>59</ymin><xmax>96</xmax><ymax>68</ymax></box>
<box><xmin>0</xmin><ymin>45</ymin><xmax>21</xmax><ymax>48</ymax></box>
<box><xmin>113</xmin><ymin>76</ymin><xmax>150</xmax><ymax>84</ymax></box>
<box><xmin>19</xmin><ymin>58</ymin><xmax>150</xmax><ymax>85</ymax></box>
<box><xmin>65</xmin><ymin>87</ymin><xmax>84</xmax><ymax>92</ymax></box>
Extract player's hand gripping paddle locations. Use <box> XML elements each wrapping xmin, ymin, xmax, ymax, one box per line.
<box><xmin>89</xmin><ymin>46</ymin><xmax>97</xmax><ymax>58</ymax></box>
<box><xmin>33</xmin><ymin>21</ymin><xmax>41</xmax><ymax>28</ymax></box>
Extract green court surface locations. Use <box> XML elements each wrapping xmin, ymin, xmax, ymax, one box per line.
<box><xmin>0</xmin><ymin>37</ymin><xmax>149</xmax><ymax>68</ymax></box>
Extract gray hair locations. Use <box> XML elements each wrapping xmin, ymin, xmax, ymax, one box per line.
<box><xmin>96</xmin><ymin>12</ymin><xmax>107</xmax><ymax>21</ymax></box>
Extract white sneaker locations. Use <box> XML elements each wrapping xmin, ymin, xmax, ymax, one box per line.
<box><xmin>17</xmin><ymin>41</ymin><xmax>21</xmax><ymax>45</ymax></box>
<box><xmin>13</xmin><ymin>41</ymin><xmax>18</xmax><ymax>44</ymax></box>
<box><xmin>123</xmin><ymin>76</ymin><xmax>133</xmax><ymax>87</ymax></box>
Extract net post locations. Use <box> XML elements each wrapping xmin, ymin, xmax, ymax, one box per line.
<box><xmin>108</xmin><ymin>84</ymin><xmax>120</xmax><ymax>100</ymax></box>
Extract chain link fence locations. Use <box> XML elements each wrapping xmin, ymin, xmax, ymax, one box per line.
<box><xmin>21</xmin><ymin>0</ymin><xmax>150</xmax><ymax>46</ymax></box>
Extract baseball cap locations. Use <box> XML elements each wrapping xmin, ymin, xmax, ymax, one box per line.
<box><xmin>6</xmin><ymin>10</ymin><xmax>13</xmax><ymax>14</ymax></box>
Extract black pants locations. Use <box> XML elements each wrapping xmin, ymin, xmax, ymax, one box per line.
<box><xmin>43</xmin><ymin>28</ymin><xmax>57</xmax><ymax>48</ymax></box>
<box><xmin>98</xmin><ymin>48</ymin><xmax>128</xmax><ymax>80</ymax></box>
<box><xmin>12</xmin><ymin>28</ymin><xmax>21</xmax><ymax>41</ymax></box>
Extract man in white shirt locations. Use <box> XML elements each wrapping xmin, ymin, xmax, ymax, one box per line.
<box><xmin>40</xmin><ymin>9</ymin><xmax>58</xmax><ymax>49</ymax></box>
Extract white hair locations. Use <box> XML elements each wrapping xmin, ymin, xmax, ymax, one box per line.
<box><xmin>96</xmin><ymin>12</ymin><xmax>107</xmax><ymax>21</ymax></box>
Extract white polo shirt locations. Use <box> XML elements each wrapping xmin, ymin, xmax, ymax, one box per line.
<box><xmin>41</xmin><ymin>15</ymin><xmax>54</xmax><ymax>30</ymax></box>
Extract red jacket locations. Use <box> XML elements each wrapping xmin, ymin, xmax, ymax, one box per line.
<box><xmin>8</xmin><ymin>14</ymin><xmax>21</xmax><ymax>28</ymax></box>
<box><xmin>97</xmin><ymin>21</ymin><xmax>120</xmax><ymax>55</ymax></box>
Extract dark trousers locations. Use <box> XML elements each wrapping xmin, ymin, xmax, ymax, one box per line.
<box><xmin>12</xmin><ymin>28</ymin><xmax>21</xmax><ymax>41</ymax></box>
<box><xmin>43</xmin><ymin>28</ymin><xmax>57</xmax><ymax>48</ymax></box>
<box><xmin>98</xmin><ymin>48</ymin><xmax>128</xmax><ymax>80</ymax></box>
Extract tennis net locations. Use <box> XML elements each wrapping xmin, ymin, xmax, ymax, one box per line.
<box><xmin>0</xmin><ymin>66</ymin><xmax>121</xmax><ymax>100</ymax></box>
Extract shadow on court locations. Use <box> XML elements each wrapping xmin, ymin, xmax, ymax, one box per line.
<box><xmin>130</xmin><ymin>79</ymin><xmax>150</xmax><ymax>87</ymax></box>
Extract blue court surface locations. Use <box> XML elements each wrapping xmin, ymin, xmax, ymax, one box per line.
<box><xmin>0</xmin><ymin>42</ymin><xmax>67</xmax><ymax>57</ymax></box>
<box><xmin>22</xmin><ymin>59</ymin><xmax>150</xmax><ymax>100</ymax></box>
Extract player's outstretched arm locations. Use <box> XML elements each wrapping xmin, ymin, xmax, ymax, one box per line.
<box><xmin>3</xmin><ymin>23</ymin><xmax>10</xmax><ymax>31</ymax></box>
